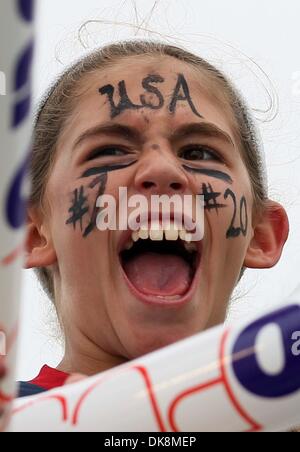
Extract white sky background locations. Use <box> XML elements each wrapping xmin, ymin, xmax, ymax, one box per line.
<box><xmin>17</xmin><ymin>0</ymin><xmax>300</xmax><ymax>380</ymax></box>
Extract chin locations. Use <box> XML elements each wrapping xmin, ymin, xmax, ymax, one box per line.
<box><xmin>124</xmin><ymin>320</ymin><xmax>203</xmax><ymax>359</ymax></box>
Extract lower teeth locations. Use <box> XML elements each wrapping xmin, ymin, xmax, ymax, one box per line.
<box><xmin>156</xmin><ymin>295</ymin><xmax>182</xmax><ymax>300</ymax></box>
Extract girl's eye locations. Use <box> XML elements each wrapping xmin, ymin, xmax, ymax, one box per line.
<box><xmin>179</xmin><ymin>146</ymin><xmax>220</xmax><ymax>162</ymax></box>
<box><xmin>87</xmin><ymin>147</ymin><xmax>128</xmax><ymax>160</ymax></box>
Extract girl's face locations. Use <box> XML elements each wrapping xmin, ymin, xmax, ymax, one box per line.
<box><xmin>43</xmin><ymin>58</ymin><xmax>255</xmax><ymax>359</ymax></box>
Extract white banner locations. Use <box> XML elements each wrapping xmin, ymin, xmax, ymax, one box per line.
<box><xmin>0</xmin><ymin>0</ymin><xmax>35</xmax><ymax>431</ymax></box>
<box><xmin>11</xmin><ymin>301</ymin><xmax>300</xmax><ymax>432</ymax></box>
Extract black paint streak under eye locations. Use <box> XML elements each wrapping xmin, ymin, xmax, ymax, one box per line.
<box><xmin>66</xmin><ymin>186</ymin><xmax>89</xmax><ymax>231</ymax></box>
<box><xmin>169</xmin><ymin>74</ymin><xmax>203</xmax><ymax>118</ymax></box>
<box><xmin>81</xmin><ymin>161</ymin><xmax>137</xmax><ymax>179</ymax></box>
<box><xmin>183</xmin><ymin>165</ymin><xmax>233</xmax><ymax>184</ymax></box>
<box><xmin>200</xmin><ymin>183</ymin><xmax>227</xmax><ymax>214</ymax></box>
<box><xmin>83</xmin><ymin>173</ymin><xmax>108</xmax><ymax>238</ymax></box>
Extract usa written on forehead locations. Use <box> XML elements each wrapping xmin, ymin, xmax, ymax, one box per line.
<box><xmin>99</xmin><ymin>73</ymin><xmax>204</xmax><ymax>120</ymax></box>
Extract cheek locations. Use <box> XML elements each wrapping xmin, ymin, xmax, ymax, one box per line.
<box><xmin>46</xmin><ymin>169</ymin><xmax>123</xmax><ymax>264</ymax></box>
<box><xmin>45</xmin><ymin>175</ymin><xmax>94</xmax><ymax>264</ymax></box>
<box><xmin>201</xmin><ymin>179</ymin><xmax>253</xmax><ymax>244</ymax></box>
<box><xmin>104</xmin><ymin>171</ymin><xmax>130</xmax><ymax>195</ymax></box>
<box><xmin>201</xmin><ymin>182</ymin><xmax>253</xmax><ymax>294</ymax></box>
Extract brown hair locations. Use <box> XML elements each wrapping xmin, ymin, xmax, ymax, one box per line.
<box><xmin>30</xmin><ymin>40</ymin><xmax>268</xmax><ymax>301</ymax></box>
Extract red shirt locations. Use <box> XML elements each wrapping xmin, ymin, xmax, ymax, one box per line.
<box><xmin>18</xmin><ymin>365</ymin><xmax>70</xmax><ymax>398</ymax></box>
<box><xmin>29</xmin><ymin>365</ymin><xmax>70</xmax><ymax>390</ymax></box>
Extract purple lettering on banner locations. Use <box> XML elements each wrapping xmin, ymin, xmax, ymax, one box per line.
<box><xmin>15</xmin><ymin>41</ymin><xmax>34</xmax><ymax>91</ymax></box>
<box><xmin>12</xmin><ymin>40</ymin><xmax>34</xmax><ymax>128</ymax></box>
<box><xmin>17</xmin><ymin>0</ymin><xmax>35</xmax><ymax>22</ymax></box>
<box><xmin>5</xmin><ymin>153</ymin><xmax>30</xmax><ymax>229</ymax></box>
<box><xmin>232</xmin><ymin>305</ymin><xmax>300</xmax><ymax>398</ymax></box>
<box><xmin>5</xmin><ymin>0</ymin><xmax>35</xmax><ymax>235</ymax></box>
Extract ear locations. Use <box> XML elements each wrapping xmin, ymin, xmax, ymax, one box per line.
<box><xmin>244</xmin><ymin>201</ymin><xmax>289</xmax><ymax>269</ymax></box>
<box><xmin>24</xmin><ymin>206</ymin><xmax>57</xmax><ymax>270</ymax></box>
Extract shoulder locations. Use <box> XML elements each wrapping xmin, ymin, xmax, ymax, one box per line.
<box><xmin>17</xmin><ymin>365</ymin><xmax>70</xmax><ymax>398</ymax></box>
<box><xmin>18</xmin><ymin>381</ymin><xmax>47</xmax><ymax>398</ymax></box>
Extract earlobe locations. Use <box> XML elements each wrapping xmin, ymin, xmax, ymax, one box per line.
<box><xmin>244</xmin><ymin>201</ymin><xmax>289</xmax><ymax>269</ymax></box>
<box><xmin>24</xmin><ymin>207</ymin><xmax>57</xmax><ymax>270</ymax></box>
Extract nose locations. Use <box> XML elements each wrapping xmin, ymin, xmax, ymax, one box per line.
<box><xmin>134</xmin><ymin>150</ymin><xmax>189</xmax><ymax>196</ymax></box>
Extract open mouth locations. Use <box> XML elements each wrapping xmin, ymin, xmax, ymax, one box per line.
<box><xmin>119</xmin><ymin>224</ymin><xmax>202</xmax><ymax>305</ymax></box>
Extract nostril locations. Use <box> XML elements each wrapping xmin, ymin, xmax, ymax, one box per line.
<box><xmin>140</xmin><ymin>181</ymin><xmax>184</xmax><ymax>192</ymax></box>
<box><xmin>143</xmin><ymin>181</ymin><xmax>156</xmax><ymax>190</ymax></box>
<box><xmin>170</xmin><ymin>182</ymin><xmax>183</xmax><ymax>191</ymax></box>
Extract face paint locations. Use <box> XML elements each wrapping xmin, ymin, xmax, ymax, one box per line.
<box><xmin>81</xmin><ymin>161</ymin><xmax>137</xmax><ymax>179</ymax></box>
<box><xmin>66</xmin><ymin>177</ymin><xmax>108</xmax><ymax>238</ymax></box>
<box><xmin>200</xmin><ymin>183</ymin><xmax>227</xmax><ymax>213</ymax></box>
<box><xmin>67</xmin><ymin>161</ymin><xmax>138</xmax><ymax>237</ymax></box>
<box><xmin>66</xmin><ymin>186</ymin><xmax>89</xmax><ymax>231</ymax></box>
<box><xmin>140</xmin><ymin>75</ymin><xmax>165</xmax><ymax>110</ymax></box>
<box><xmin>99</xmin><ymin>81</ymin><xmax>143</xmax><ymax>120</ymax></box>
<box><xmin>99</xmin><ymin>73</ymin><xmax>203</xmax><ymax>120</ymax></box>
<box><xmin>183</xmin><ymin>166</ymin><xmax>233</xmax><ymax>185</ymax></box>
<box><xmin>199</xmin><ymin>184</ymin><xmax>248</xmax><ymax>239</ymax></box>
<box><xmin>83</xmin><ymin>174</ymin><xmax>108</xmax><ymax>238</ymax></box>
<box><xmin>224</xmin><ymin>189</ymin><xmax>248</xmax><ymax>239</ymax></box>
<box><xmin>150</xmin><ymin>144</ymin><xmax>161</xmax><ymax>151</ymax></box>
<box><xmin>168</xmin><ymin>74</ymin><xmax>203</xmax><ymax>119</ymax></box>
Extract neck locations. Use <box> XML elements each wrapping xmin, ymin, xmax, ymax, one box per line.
<box><xmin>57</xmin><ymin>329</ymin><xmax>127</xmax><ymax>377</ymax></box>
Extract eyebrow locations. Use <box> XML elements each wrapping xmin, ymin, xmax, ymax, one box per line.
<box><xmin>73</xmin><ymin>123</ymin><xmax>142</xmax><ymax>150</ymax></box>
<box><xmin>170</xmin><ymin>122</ymin><xmax>235</xmax><ymax>147</ymax></box>
<box><xmin>72</xmin><ymin>120</ymin><xmax>235</xmax><ymax>150</ymax></box>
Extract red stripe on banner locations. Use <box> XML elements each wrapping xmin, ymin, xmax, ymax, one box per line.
<box><xmin>0</xmin><ymin>242</ymin><xmax>25</xmax><ymax>266</ymax></box>
<box><xmin>13</xmin><ymin>395</ymin><xmax>68</xmax><ymax>422</ymax></box>
<box><xmin>219</xmin><ymin>330</ymin><xmax>262</xmax><ymax>432</ymax></box>
<box><xmin>0</xmin><ymin>391</ymin><xmax>13</xmax><ymax>404</ymax></box>
<box><xmin>134</xmin><ymin>365</ymin><xmax>167</xmax><ymax>432</ymax></box>
<box><xmin>72</xmin><ymin>365</ymin><xmax>167</xmax><ymax>432</ymax></box>
<box><xmin>167</xmin><ymin>329</ymin><xmax>263</xmax><ymax>432</ymax></box>
<box><xmin>168</xmin><ymin>376</ymin><xmax>223</xmax><ymax>432</ymax></box>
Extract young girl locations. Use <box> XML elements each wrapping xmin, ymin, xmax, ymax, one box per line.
<box><xmin>19</xmin><ymin>40</ymin><xmax>289</xmax><ymax>398</ymax></box>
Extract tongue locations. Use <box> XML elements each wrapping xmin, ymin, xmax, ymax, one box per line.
<box><xmin>123</xmin><ymin>252</ymin><xmax>192</xmax><ymax>296</ymax></box>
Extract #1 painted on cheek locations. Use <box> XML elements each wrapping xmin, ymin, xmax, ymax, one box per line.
<box><xmin>66</xmin><ymin>162</ymin><xmax>137</xmax><ymax>238</ymax></box>
<box><xmin>66</xmin><ymin>175</ymin><xmax>107</xmax><ymax>238</ymax></box>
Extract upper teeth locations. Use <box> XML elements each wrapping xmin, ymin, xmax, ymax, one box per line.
<box><xmin>125</xmin><ymin>223</ymin><xmax>197</xmax><ymax>253</ymax></box>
